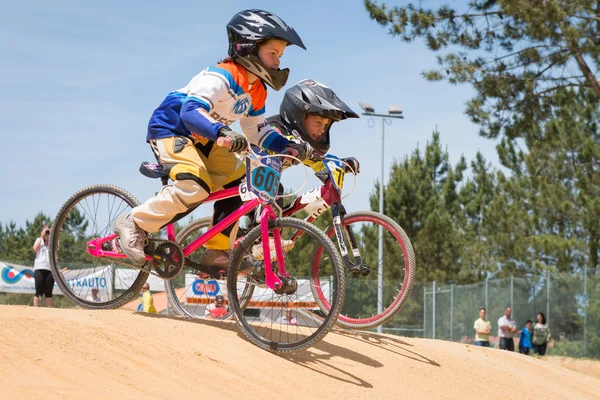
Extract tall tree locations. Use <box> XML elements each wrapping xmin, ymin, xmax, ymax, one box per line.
<box><xmin>371</xmin><ymin>130</ymin><xmax>469</xmax><ymax>282</ymax></box>
<box><xmin>496</xmin><ymin>88</ymin><xmax>600</xmax><ymax>273</ymax></box>
<box><xmin>456</xmin><ymin>152</ymin><xmax>503</xmax><ymax>280</ymax></box>
<box><xmin>365</xmin><ymin>0</ymin><xmax>600</xmax><ymax>140</ymax></box>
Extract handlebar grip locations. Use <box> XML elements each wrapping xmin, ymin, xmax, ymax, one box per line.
<box><xmin>216</xmin><ymin>137</ymin><xmax>232</xmax><ymax>148</ymax></box>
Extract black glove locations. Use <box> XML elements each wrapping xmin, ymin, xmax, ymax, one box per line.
<box><xmin>342</xmin><ymin>157</ymin><xmax>360</xmax><ymax>174</ymax></box>
<box><xmin>284</xmin><ymin>141</ymin><xmax>309</xmax><ymax>164</ymax></box>
<box><xmin>217</xmin><ymin>127</ymin><xmax>248</xmax><ymax>153</ymax></box>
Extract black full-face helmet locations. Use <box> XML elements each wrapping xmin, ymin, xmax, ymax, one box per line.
<box><xmin>227</xmin><ymin>9</ymin><xmax>306</xmax><ymax>91</ymax></box>
<box><xmin>280</xmin><ymin>79</ymin><xmax>359</xmax><ymax>155</ymax></box>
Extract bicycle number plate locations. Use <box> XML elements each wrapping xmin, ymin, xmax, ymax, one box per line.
<box><xmin>324</xmin><ymin>156</ymin><xmax>345</xmax><ymax>193</ymax></box>
<box><xmin>245</xmin><ymin>155</ymin><xmax>282</xmax><ymax>202</ymax></box>
<box><xmin>238</xmin><ymin>179</ymin><xmax>258</xmax><ymax>201</ymax></box>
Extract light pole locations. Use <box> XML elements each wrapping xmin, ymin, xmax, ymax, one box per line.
<box><xmin>358</xmin><ymin>101</ymin><xmax>404</xmax><ymax>333</ymax></box>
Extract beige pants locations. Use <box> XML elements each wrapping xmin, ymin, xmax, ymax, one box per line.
<box><xmin>132</xmin><ymin>137</ymin><xmax>244</xmax><ymax>250</ymax></box>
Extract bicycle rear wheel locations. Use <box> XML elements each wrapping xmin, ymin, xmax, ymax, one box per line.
<box><xmin>49</xmin><ymin>184</ymin><xmax>150</xmax><ymax>309</ymax></box>
<box><xmin>165</xmin><ymin>217</ymin><xmax>254</xmax><ymax>320</ymax></box>
<box><xmin>311</xmin><ymin>211</ymin><xmax>416</xmax><ymax>330</ymax></box>
<box><xmin>228</xmin><ymin>217</ymin><xmax>345</xmax><ymax>353</ymax></box>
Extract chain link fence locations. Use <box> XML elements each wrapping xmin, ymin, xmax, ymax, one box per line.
<box><xmin>381</xmin><ymin>268</ymin><xmax>600</xmax><ymax>359</ymax></box>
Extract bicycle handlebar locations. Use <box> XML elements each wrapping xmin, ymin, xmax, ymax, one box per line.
<box><xmin>216</xmin><ymin>137</ymin><xmax>231</xmax><ymax>148</ymax></box>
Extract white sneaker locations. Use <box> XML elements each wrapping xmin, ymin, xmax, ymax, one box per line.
<box><xmin>111</xmin><ymin>214</ymin><xmax>147</xmax><ymax>266</ymax></box>
<box><xmin>252</xmin><ymin>237</ymin><xmax>295</xmax><ymax>261</ymax></box>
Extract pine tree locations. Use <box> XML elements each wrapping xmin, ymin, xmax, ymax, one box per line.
<box><xmin>364</xmin><ymin>0</ymin><xmax>600</xmax><ymax>140</ymax></box>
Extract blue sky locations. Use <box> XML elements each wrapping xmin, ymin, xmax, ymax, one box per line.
<box><xmin>0</xmin><ymin>0</ymin><xmax>501</xmax><ymax>227</ymax></box>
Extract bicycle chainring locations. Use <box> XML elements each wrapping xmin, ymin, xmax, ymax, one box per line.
<box><xmin>150</xmin><ymin>241</ymin><xmax>184</xmax><ymax>280</ymax></box>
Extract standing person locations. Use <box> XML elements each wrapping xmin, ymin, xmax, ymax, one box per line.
<box><xmin>498</xmin><ymin>306</ymin><xmax>517</xmax><ymax>351</ymax></box>
<box><xmin>473</xmin><ymin>307</ymin><xmax>492</xmax><ymax>347</ymax></box>
<box><xmin>137</xmin><ymin>283</ymin><xmax>157</xmax><ymax>314</ymax></box>
<box><xmin>518</xmin><ymin>320</ymin><xmax>533</xmax><ymax>355</ymax></box>
<box><xmin>32</xmin><ymin>225</ymin><xmax>54</xmax><ymax>307</ymax></box>
<box><xmin>280</xmin><ymin>309</ymin><xmax>297</xmax><ymax>325</ymax></box>
<box><xmin>86</xmin><ymin>287</ymin><xmax>102</xmax><ymax>303</ymax></box>
<box><xmin>204</xmin><ymin>294</ymin><xmax>228</xmax><ymax>319</ymax></box>
<box><xmin>532</xmin><ymin>312</ymin><xmax>551</xmax><ymax>356</ymax></box>
<box><xmin>112</xmin><ymin>9</ymin><xmax>307</xmax><ymax>271</ymax></box>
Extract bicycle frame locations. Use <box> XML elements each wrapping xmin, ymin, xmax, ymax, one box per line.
<box><xmin>86</xmin><ymin>187</ymin><xmax>290</xmax><ymax>291</ymax></box>
<box><xmin>281</xmin><ymin>173</ymin><xmax>367</xmax><ymax>275</ymax></box>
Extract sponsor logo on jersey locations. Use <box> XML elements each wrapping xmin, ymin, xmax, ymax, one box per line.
<box><xmin>210</xmin><ymin>111</ymin><xmax>235</xmax><ymax>125</ymax></box>
<box><xmin>231</xmin><ymin>94</ymin><xmax>251</xmax><ymax>117</ymax></box>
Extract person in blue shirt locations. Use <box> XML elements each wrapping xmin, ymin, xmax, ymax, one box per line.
<box><xmin>519</xmin><ymin>320</ymin><xmax>533</xmax><ymax>355</ymax></box>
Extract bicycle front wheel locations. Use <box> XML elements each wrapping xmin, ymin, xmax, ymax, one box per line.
<box><xmin>227</xmin><ymin>217</ymin><xmax>345</xmax><ymax>353</ymax></box>
<box><xmin>49</xmin><ymin>184</ymin><xmax>150</xmax><ymax>309</ymax></box>
<box><xmin>311</xmin><ymin>211</ymin><xmax>416</xmax><ymax>330</ymax></box>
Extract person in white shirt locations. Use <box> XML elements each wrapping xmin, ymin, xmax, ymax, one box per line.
<box><xmin>497</xmin><ymin>306</ymin><xmax>517</xmax><ymax>351</ymax></box>
<box><xmin>280</xmin><ymin>309</ymin><xmax>297</xmax><ymax>325</ymax></box>
<box><xmin>86</xmin><ymin>287</ymin><xmax>102</xmax><ymax>303</ymax></box>
<box><xmin>32</xmin><ymin>225</ymin><xmax>55</xmax><ymax>307</ymax></box>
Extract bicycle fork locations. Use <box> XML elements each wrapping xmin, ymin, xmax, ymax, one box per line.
<box><xmin>259</xmin><ymin>206</ymin><xmax>297</xmax><ymax>294</ymax></box>
<box><xmin>331</xmin><ymin>203</ymin><xmax>370</xmax><ymax>277</ymax></box>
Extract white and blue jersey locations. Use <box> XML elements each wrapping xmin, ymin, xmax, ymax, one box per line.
<box><xmin>147</xmin><ymin>61</ymin><xmax>289</xmax><ymax>152</ymax></box>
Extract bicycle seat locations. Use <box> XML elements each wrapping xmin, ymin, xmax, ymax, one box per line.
<box><xmin>139</xmin><ymin>162</ymin><xmax>171</xmax><ymax>179</ymax></box>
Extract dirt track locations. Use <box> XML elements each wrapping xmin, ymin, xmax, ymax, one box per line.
<box><xmin>1</xmin><ymin>305</ymin><xmax>598</xmax><ymax>399</ymax></box>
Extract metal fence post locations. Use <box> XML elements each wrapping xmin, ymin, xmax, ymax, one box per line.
<box><xmin>510</xmin><ymin>274</ymin><xmax>514</xmax><ymax>320</ymax></box>
<box><xmin>546</xmin><ymin>270</ymin><xmax>550</xmax><ymax>324</ymax></box>
<box><xmin>423</xmin><ymin>286</ymin><xmax>427</xmax><ymax>338</ymax></box>
<box><xmin>450</xmin><ymin>283</ymin><xmax>454</xmax><ymax>341</ymax></box>
<box><xmin>584</xmin><ymin>265</ymin><xmax>587</xmax><ymax>357</ymax></box>
<box><xmin>485</xmin><ymin>277</ymin><xmax>488</xmax><ymax>312</ymax></box>
<box><xmin>531</xmin><ymin>279</ymin><xmax>536</xmax><ymax>321</ymax></box>
<box><xmin>432</xmin><ymin>280</ymin><xmax>436</xmax><ymax>339</ymax></box>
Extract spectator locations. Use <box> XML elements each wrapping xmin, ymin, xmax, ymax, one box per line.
<box><xmin>532</xmin><ymin>312</ymin><xmax>551</xmax><ymax>356</ymax></box>
<box><xmin>86</xmin><ymin>287</ymin><xmax>102</xmax><ymax>303</ymax></box>
<box><xmin>137</xmin><ymin>283</ymin><xmax>157</xmax><ymax>313</ymax></box>
<box><xmin>32</xmin><ymin>225</ymin><xmax>54</xmax><ymax>308</ymax></box>
<box><xmin>519</xmin><ymin>320</ymin><xmax>533</xmax><ymax>355</ymax></box>
<box><xmin>498</xmin><ymin>306</ymin><xmax>517</xmax><ymax>351</ymax></box>
<box><xmin>204</xmin><ymin>295</ymin><xmax>228</xmax><ymax>319</ymax></box>
<box><xmin>280</xmin><ymin>309</ymin><xmax>297</xmax><ymax>325</ymax></box>
<box><xmin>473</xmin><ymin>307</ymin><xmax>492</xmax><ymax>347</ymax></box>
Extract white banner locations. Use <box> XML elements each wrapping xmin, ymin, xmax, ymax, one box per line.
<box><xmin>62</xmin><ymin>266</ymin><xmax>113</xmax><ymax>301</ymax></box>
<box><xmin>183</xmin><ymin>274</ymin><xmax>332</xmax><ymax>308</ymax></box>
<box><xmin>114</xmin><ymin>269</ymin><xmax>165</xmax><ymax>292</ymax></box>
<box><xmin>0</xmin><ymin>261</ymin><xmax>62</xmax><ymax>295</ymax></box>
<box><xmin>0</xmin><ymin>261</ymin><xmax>113</xmax><ymax>301</ymax></box>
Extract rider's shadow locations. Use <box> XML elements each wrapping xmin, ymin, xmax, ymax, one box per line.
<box><xmin>334</xmin><ymin>329</ymin><xmax>441</xmax><ymax>367</ymax></box>
<box><xmin>134</xmin><ymin>312</ymin><xmax>439</xmax><ymax>388</ymax></box>
<box><xmin>279</xmin><ymin>337</ymin><xmax>383</xmax><ymax>388</ymax></box>
<box><xmin>139</xmin><ymin>312</ymin><xmax>380</xmax><ymax>388</ymax></box>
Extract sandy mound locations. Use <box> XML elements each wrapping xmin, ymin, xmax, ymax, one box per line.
<box><xmin>1</xmin><ymin>305</ymin><xmax>598</xmax><ymax>400</ymax></box>
<box><xmin>546</xmin><ymin>356</ymin><xmax>600</xmax><ymax>380</ymax></box>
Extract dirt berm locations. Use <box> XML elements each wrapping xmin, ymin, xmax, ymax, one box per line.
<box><xmin>1</xmin><ymin>305</ymin><xmax>598</xmax><ymax>399</ymax></box>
